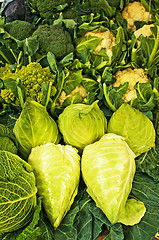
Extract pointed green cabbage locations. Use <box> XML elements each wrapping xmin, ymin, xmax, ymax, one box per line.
<box><xmin>58</xmin><ymin>101</ymin><xmax>107</xmax><ymax>151</ymax></box>
<box><xmin>107</xmin><ymin>103</ymin><xmax>156</xmax><ymax>156</ymax></box>
<box><xmin>0</xmin><ymin>150</ymin><xmax>37</xmax><ymax>234</ymax></box>
<box><xmin>28</xmin><ymin>143</ymin><xmax>80</xmax><ymax>229</ymax></box>
<box><xmin>13</xmin><ymin>100</ymin><xmax>60</xmax><ymax>160</ymax></box>
<box><xmin>81</xmin><ymin>133</ymin><xmax>146</xmax><ymax>225</ymax></box>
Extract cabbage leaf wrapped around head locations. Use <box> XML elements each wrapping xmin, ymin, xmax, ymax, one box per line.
<box><xmin>58</xmin><ymin>100</ymin><xmax>107</xmax><ymax>152</ymax></box>
<box><xmin>13</xmin><ymin>100</ymin><xmax>60</xmax><ymax>160</ymax></box>
<box><xmin>0</xmin><ymin>150</ymin><xmax>37</xmax><ymax>234</ymax></box>
<box><xmin>107</xmin><ymin>103</ymin><xmax>156</xmax><ymax>156</ymax></box>
<box><xmin>81</xmin><ymin>133</ymin><xmax>146</xmax><ymax>225</ymax></box>
<box><xmin>28</xmin><ymin>143</ymin><xmax>80</xmax><ymax>229</ymax></box>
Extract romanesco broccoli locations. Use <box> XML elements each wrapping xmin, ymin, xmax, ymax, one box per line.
<box><xmin>0</xmin><ymin>62</ymin><xmax>56</xmax><ymax>105</ymax></box>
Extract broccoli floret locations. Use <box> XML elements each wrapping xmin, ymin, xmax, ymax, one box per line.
<box><xmin>27</xmin><ymin>0</ymin><xmax>74</xmax><ymax>19</ymax></box>
<box><xmin>0</xmin><ymin>62</ymin><xmax>56</xmax><ymax>105</ymax></box>
<box><xmin>4</xmin><ymin>20</ymin><xmax>35</xmax><ymax>41</ymax></box>
<box><xmin>32</xmin><ymin>24</ymin><xmax>74</xmax><ymax>59</ymax></box>
<box><xmin>0</xmin><ymin>124</ymin><xmax>18</xmax><ymax>154</ymax></box>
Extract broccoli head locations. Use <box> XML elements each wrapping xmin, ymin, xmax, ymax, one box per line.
<box><xmin>27</xmin><ymin>0</ymin><xmax>74</xmax><ymax>19</ymax></box>
<box><xmin>32</xmin><ymin>24</ymin><xmax>74</xmax><ymax>60</ymax></box>
<box><xmin>0</xmin><ymin>124</ymin><xmax>18</xmax><ymax>154</ymax></box>
<box><xmin>4</xmin><ymin>20</ymin><xmax>35</xmax><ymax>41</ymax></box>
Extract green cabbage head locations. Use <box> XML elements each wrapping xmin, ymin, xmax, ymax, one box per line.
<box><xmin>0</xmin><ymin>150</ymin><xmax>37</xmax><ymax>234</ymax></box>
<box><xmin>13</xmin><ymin>100</ymin><xmax>60</xmax><ymax>160</ymax></box>
<box><xmin>28</xmin><ymin>143</ymin><xmax>80</xmax><ymax>229</ymax></box>
<box><xmin>107</xmin><ymin>103</ymin><xmax>156</xmax><ymax>156</ymax></box>
<box><xmin>58</xmin><ymin>101</ymin><xmax>107</xmax><ymax>151</ymax></box>
<box><xmin>81</xmin><ymin>133</ymin><xmax>146</xmax><ymax>225</ymax></box>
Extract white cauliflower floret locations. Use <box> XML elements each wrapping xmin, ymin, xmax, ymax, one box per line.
<box><xmin>85</xmin><ymin>28</ymin><xmax>116</xmax><ymax>58</ymax></box>
<box><xmin>58</xmin><ymin>84</ymin><xmax>87</xmax><ymax>105</ymax></box>
<box><xmin>113</xmin><ymin>68</ymin><xmax>149</xmax><ymax>102</ymax></box>
<box><xmin>122</xmin><ymin>1</ymin><xmax>151</xmax><ymax>31</ymax></box>
<box><xmin>134</xmin><ymin>24</ymin><xmax>153</xmax><ymax>39</ymax></box>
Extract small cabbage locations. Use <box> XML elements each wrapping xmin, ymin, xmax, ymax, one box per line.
<box><xmin>0</xmin><ymin>150</ymin><xmax>37</xmax><ymax>234</ymax></box>
<box><xmin>107</xmin><ymin>103</ymin><xmax>156</xmax><ymax>156</ymax></box>
<box><xmin>58</xmin><ymin>101</ymin><xmax>107</xmax><ymax>151</ymax></box>
<box><xmin>13</xmin><ymin>100</ymin><xmax>60</xmax><ymax>160</ymax></box>
<box><xmin>81</xmin><ymin>133</ymin><xmax>146</xmax><ymax>225</ymax></box>
<box><xmin>28</xmin><ymin>143</ymin><xmax>80</xmax><ymax>229</ymax></box>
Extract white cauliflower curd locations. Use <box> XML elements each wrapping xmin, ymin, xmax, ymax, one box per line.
<box><xmin>113</xmin><ymin>68</ymin><xmax>149</xmax><ymax>102</ymax></box>
<box><xmin>134</xmin><ymin>24</ymin><xmax>153</xmax><ymax>38</ymax></box>
<box><xmin>58</xmin><ymin>84</ymin><xmax>87</xmax><ymax>105</ymax></box>
<box><xmin>122</xmin><ymin>1</ymin><xmax>151</xmax><ymax>31</ymax></box>
<box><xmin>85</xmin><ymin>28</ymin><xmax>116</xmax><ymax>58</ymax></box>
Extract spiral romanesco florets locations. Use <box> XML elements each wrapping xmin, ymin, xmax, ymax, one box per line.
<box><xmin>0</xmin><ymin>62</ymin><xmax>56</xmax><ymax>105</ymax></box>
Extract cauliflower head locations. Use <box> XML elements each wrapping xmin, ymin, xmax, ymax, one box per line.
<box><xmin>134</xmin><ymin>24</ymin><xmax>153</xmax><ymax>39</ymax></box>
<box><xmin>58</xmin><ymin>84</ymin><xmax>87</xmax><ymax>105</ymax></box>
<box><xmin>85</xmin><ymin>28</ymin><xmax>116</xmax><ymax>58</ymax></box>
<box><xmin>113</xmin><ymin>68</ymin><xmax>149</xmax><ymax>102</ymax></box>
<box><xmin>0</xmin><ymin>62</ymin><xmax>56</xmax><ymax>105</ymax></box>
<box><xmin>122</xmin><ymin>1</ymin><xmax>151</xmax><ymax>31</ymax></box>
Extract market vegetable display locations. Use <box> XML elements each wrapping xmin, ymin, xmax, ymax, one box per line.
<box><xmin>0</xmin><ymin>0</ymin><xmax>159</xmax><ymax>239</ymax></box>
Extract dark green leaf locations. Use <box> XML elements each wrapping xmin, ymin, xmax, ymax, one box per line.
<box><xmin>38</xmin><ymin>214</ymin><xmax>55</xmax><ymax>240</ymax></box>
<box><xmin>17</xmin><ymin>36</ymin><xmax>39</xmax><ymax>56</ymax></box>
<box><xmin>124</xmin><ymin>172</ymin><xmax>159</xmax><ymax>240</ymax></box>
<box><xmin>64</xmin><ymin>71</ymin><xmax>83</xmax><ymax>95</ymax></box>
<box><xmin>47</xmin><ymin>52</ymin><xmax>58</xmax><ymax>74</ymax></box>
<box><xmin>133</xmin><ymin>82</ymin><xmax>156</xmax><ymax>111</ymax></box>
<box><xmin>136</xmin><ymin>137</ymin><xmax>159</xmax><ymax>182</ymax></box>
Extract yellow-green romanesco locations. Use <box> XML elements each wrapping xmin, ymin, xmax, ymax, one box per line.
<box><xmin>0</xmin><ymin>62</ymin><xmax>57</xmax><ymax>105</ymax></box>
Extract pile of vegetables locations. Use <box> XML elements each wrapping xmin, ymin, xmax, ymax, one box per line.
<box><xmin>0</xmin><ymin>0</ymin><xmax>159</xmax><ymax>239</ymax></box>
